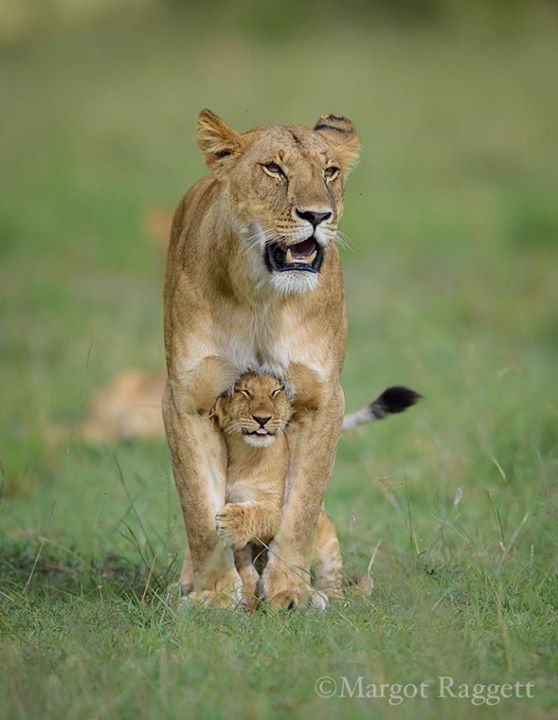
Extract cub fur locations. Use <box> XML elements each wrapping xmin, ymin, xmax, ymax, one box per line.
<box><xmin>211</xmin><ymin>372</ymin><xmax>343</xmax><ymax>608</ymax></box>
<box><xmin>210</xmin><ymin>373</ymin><xmax>421</xmax><ymax>608</ymax></box>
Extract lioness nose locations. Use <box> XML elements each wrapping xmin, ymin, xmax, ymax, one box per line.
<box><xmin>253</xmin><ymin>415</ymin><xmax>271</xmax><ymax>426</ymax></box>
<box><xmin>296</xmin><ymin>209</ymin><xmax>332</xmax><ymax>228</ymax></box>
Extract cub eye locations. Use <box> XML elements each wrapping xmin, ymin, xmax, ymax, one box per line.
<box><xmin>238</xmin><ymin>389</ymin><xmax>252</xmax><ymax>399</ymax></box>
<box><xmin>262</xmin><ymin>162</ymin><xmax>284</xmax><ymax>178</ymax></box>
<box><xmin>324</xmin><ymin>166</ymin><xmax>339</xmax><ymax>181</ymax></box>
<box><xmin>271</xmin><ymin>385</ymin><xmax>285</xmax><ymax>398</ymax></box>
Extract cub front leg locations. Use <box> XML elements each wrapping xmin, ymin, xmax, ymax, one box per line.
<box><xmin>262</xmin><ymin>383</ymin><xmax>344</xmax><ymax>610</ymax></box>
<box><xmin>163</xmin><ymin>359</ymin><xmax>243</xmax><ymax>608</ymax></box>
<box><xmin>234</xmin><ymin>545</ymin><xmax>259</xmax><ymax>611</ymax></box>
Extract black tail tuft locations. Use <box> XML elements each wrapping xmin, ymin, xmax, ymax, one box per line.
<box><xmin>376</xmin><ymin>386</ymin><xmax>423</xmax><ymax>415</ymax></box>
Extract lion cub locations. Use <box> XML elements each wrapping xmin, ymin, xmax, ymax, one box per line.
<box><xmin>211</xmin><ymin>372</ymin><xmax>343</xmax><ymax>607</ymax></box>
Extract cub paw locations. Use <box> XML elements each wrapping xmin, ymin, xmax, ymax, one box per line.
<box><xmin>241</xmin><ymin>581</ymin><xmax>259</xmax><ymax>612</ymax></box>
<box><xmin>215</xmin><ymin>503</ymin><xmax>254</xmax><ymax>550</ymax></box>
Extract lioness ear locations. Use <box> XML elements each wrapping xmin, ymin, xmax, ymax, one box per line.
<box><xmin>197</xmin><ymin>109</ymin><xmax>244</xmax><ymax>173</ymax></box>
<box><xmin>313</xmin><ymin>114</ymin><xmax>361</xmax><ymax>174</ymax></box>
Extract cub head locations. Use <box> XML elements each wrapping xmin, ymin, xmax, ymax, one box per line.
<box><xmin>196</xmin><ymin>109</ymin><xmax>360</xmax><ymax>295</ymax></box>
<box><xmin>211</xmin><ymin>372</ymin><xmax>291</xmax><ymax>448</ymax></box>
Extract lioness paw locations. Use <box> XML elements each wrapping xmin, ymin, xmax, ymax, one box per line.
<box><xmin>266</xmin><ymin>589</ymin><xmax>305</xmax><ymax>610</ymax></box>
<box><xmin>181</xmin><ymin>569</ymin><xmax>244</xmax><ymax>609</ymax></box>
<box><xmin>262</xmin><ymin>558</ymin><xmax>318</xmax><ymax>611</ymax></box>
<box><xmin>215</xmin><ymin>503</ymin><xmax>254</xmax><ymax>550</ymax></box>
<box><xmin>184</xmin><ymin>589</ymin><xmax>243</xmax><ymax>609</ymax></box>
<box><xmin>265</xmin><ymin>587</ymin><xmax>328</xmax><ymax>611</ymax></box>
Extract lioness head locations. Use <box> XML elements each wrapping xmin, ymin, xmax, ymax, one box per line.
<box><xmin>211</xmin><ymin>372</ymin><xmax>291</xmax><ymax>448</ymax></box>
<box><xmin>197</xmin><ymin>110</ymin><xmax>360</xmax><ymax>295</ymax></box>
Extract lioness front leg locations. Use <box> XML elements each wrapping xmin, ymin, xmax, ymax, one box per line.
<box><xmin>163</xmin><ymin>363</ymin><xmax>243</xmax><ymax>608</ymax></box>
<box><xmin>216</xmin><ymin>502</ymin><xmax>282</xmax><ymax>550</ymax></box>
<box><xmin>262</xmin><ymin>385</ymin><xmax>343</xmax><ymax>610</ymax></box>
<box><xmin>312</xmin><ymin>512</ymin><xmax>344</xmax><ymax>600</ymax></box>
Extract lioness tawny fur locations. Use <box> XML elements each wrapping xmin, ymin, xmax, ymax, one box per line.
<box><xmin>163</xmin><ymin>110</ymin><xmax>360</xmax><ymax>608</ymax></box>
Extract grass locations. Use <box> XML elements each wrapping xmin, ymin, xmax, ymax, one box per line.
<box><xmin>1</xmin><ymin>7</ymin><xmax>558</xmax><ymax>719</ymax></box>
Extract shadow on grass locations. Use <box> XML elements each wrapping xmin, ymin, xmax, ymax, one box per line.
<box><xmin>0</xmin><ymin>538</ymin><xmax>179</xmax><ymax>602</ymax></box>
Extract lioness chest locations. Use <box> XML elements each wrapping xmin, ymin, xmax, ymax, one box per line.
<box><xmin>212</xmin><ymin>300</ymin><xmax>332</xmax><ymax>380</ymax></box>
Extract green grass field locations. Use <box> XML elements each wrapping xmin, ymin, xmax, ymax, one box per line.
<box><xmin>1</xmin><ymin>7</ymin><xmax>558</xmax><ymax>719</ymax></box>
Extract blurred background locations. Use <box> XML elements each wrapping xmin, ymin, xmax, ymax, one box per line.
<box><xmin>1</xmin><ymin>3</ymin><xmax>558</xmax><ymax>717</ymax></box>
<box><xmin>1</xmin><ymin>0</ymin><xmax>557</xmax><ymax>567</ymax></box>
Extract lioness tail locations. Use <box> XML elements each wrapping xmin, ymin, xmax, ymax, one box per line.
<box><xmin>341</xmin><ymin>386</ymin><xmax>422</xmax><ymax>433</ymax></box>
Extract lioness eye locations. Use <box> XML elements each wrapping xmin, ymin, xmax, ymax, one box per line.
<box><xmin>324</xmin><ymin>166</ymin><xmax>339</xmax><ymax>180</ymax></box>
<box><xmin>262</xmin><ymin>162</ymin><xmax>284</xmax><ymax>177</ymax></box>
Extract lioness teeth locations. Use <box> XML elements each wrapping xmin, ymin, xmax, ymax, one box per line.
<box><xmin>284</xmin><ymin>248</ymin><xmax>317</xmax><ymax>264</ymax></box>
<box><xmin>295</xmin><ymin>250</ymin><xmax>318</xmax><ymax>265</ymax></box>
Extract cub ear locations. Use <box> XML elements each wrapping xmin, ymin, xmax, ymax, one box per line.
<box><xmin>313</xmin><ymin>114</ymin><xmax>361</xmax><ymax>174</ymax></box>
<box><xmin>209</xmin><ymin>396</ymin><xmax>225</xmax><ymax>424</ymax></box>
<box><xmin>197</xmin><ymin>109</ymin><xmax>244</xmax><ymax>173</ymax></box>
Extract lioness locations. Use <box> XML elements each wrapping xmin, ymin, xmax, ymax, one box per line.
<box><xmin>163</xmin><ymin>110</ymin><xmax>361</xmax><ymax>608</ymax></box>
<box><xmin>210</xmin><ymin>373</ymin><xmax>421</xmax><ymax>610</ymax></box>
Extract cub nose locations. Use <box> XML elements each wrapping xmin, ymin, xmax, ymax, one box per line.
<box><xmin>295</xmin><ymin>209</ymin><xmax>332</xmax><ymax>228</ymax></box>
<box><xmin>252</xmin><ymin>415</ymin><xmax>271</xmax><ymax>426</ymax></box>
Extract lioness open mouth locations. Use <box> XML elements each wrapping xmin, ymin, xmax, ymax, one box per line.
<box><xmin>265</xmin><ymin>238</ymin><xmax>324</xmax><ymax>273</ymax></box>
